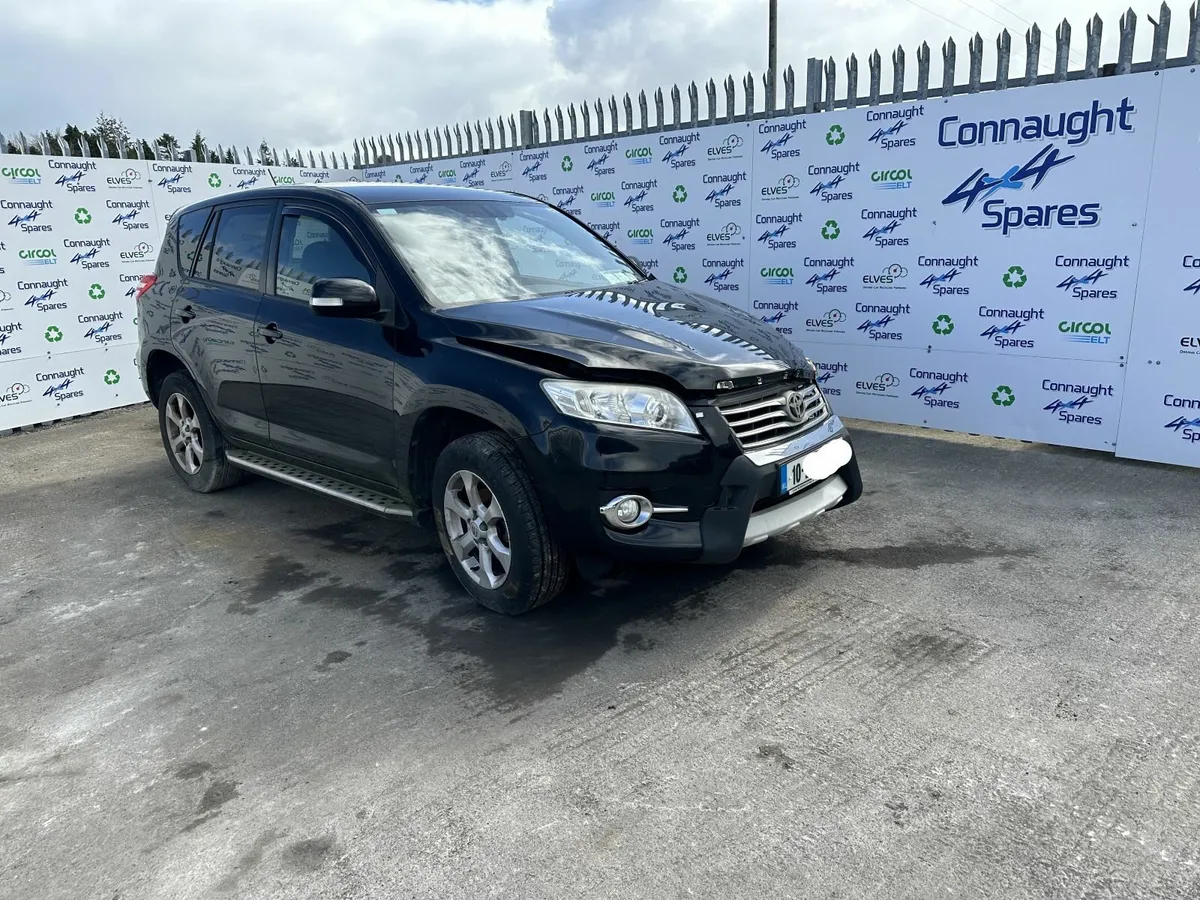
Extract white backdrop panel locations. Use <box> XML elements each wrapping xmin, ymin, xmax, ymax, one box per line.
<box><xmin>1116</xmin><ymin>67</ymin><xmax>1200</xmax><ymax>467</ymax></box>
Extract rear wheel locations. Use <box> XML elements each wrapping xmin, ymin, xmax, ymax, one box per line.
<box><xmin>432</xmin><ymin>432</ymin><xmax>569</xmax><ymax>615</ymax></box>
<box><xmin>157</xmin><ymin>371</ymin><xmax>245</xmax><ymax>493</ymax></box>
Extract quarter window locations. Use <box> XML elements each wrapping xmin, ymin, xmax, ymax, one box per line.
<box><xmin>177</xmin><ymin>209</ymin><xmax>209</xmax><ymax>277</ymax></box>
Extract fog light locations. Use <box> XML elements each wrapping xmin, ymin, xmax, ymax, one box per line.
<box><xmin>600</xmin><ymin>495</ymin><xmax>652</xmax><ymax>530</ymax></box>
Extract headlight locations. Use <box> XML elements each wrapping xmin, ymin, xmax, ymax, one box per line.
<box><xmin>542</xmin><ymin>380</ymin><xmax>699</xmax><ymax>435</ymax></box>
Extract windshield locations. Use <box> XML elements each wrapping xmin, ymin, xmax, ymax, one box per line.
<box><xmin>371</xmin><ymin>199</ymin><xmax>643</xmax><ymax>307</ymax></box>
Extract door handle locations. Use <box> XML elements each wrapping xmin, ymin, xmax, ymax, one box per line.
<box><xmin>178</xmin><ymin>304</ymin><xmax>195</xmax><ymax>323</ymax></box>
<box><xmin>258</xmin><ymin>323</ymin><xmax>284</xmax><ymax>343</ymax></box>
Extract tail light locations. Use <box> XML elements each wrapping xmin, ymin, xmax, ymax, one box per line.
<box><xmin>135</xmin><ymin>274</ymin><xmax>157</xmax><ymax>301</ymax></box>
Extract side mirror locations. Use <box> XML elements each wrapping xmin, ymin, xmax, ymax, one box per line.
<box><xmin>311</xmin><ymin>278</ymin><xmax>380</xmax><ymax>317</ymax></box>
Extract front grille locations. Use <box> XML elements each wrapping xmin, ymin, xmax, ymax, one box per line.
<box><xmin>717</xmin><ymin>383</ymin><xmax>828</xmax><ymax>450</ymax></box>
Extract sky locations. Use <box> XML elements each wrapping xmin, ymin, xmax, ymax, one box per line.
<box><xmin>0</xmin><ymin>0</ymin><xmax>1187</xmax><ymax>160</ymax></box>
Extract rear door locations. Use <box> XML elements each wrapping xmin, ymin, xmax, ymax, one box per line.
<box><xmin>173</xmin><ymin>201</ymin><xmax>275</xmax><ymax>443</ymax></box>
<box><xmin>254</xmin><ymin>203</ymin><xmax>397</xmax><ymax>487</ymax></box>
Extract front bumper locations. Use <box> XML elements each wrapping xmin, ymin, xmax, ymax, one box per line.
<box><xmin>526</xmin><ymin>413</ymin><xmax>861</xmax><ymax>564</ymax></box>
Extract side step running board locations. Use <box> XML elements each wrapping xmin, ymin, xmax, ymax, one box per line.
<box><xmin>225</xmin><ymin>450</ymin><xmax>413</xmax><ymax>518</ymax></box>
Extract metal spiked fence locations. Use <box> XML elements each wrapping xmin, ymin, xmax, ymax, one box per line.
<box><xmin>354</xmin><ymin>2</ymin><xmax>1200</xmax><ymax>166</ymax></box>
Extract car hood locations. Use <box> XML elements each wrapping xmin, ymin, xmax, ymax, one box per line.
<box><xmin>436</xmin><ymin>280</ymin><xmax>808</xmax><ymax>392</ymax></box>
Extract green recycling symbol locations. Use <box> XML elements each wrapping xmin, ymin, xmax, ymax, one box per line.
<box><xmin>672</xmin><ymin>266</ymin><xmax>688</xmax><ymax>284</ymax></box>
<box><xmin>932</xmin><ymin>314</ymin><xmax>954</xmax><ymax>335</ymax></box>
<box><xmin>672</xmin><ymin>184</ymin><xmax>687</xmax><ymax>203</ymax></box>
<box><xmin>74</xmin><ymin>207</ymin><xmax>92</xmax><ymax>225</ymax></box>
<box><xmin>561</xmin><ymin>155</ymin><xmax>573</xmax><ymax>172</ymax></box>
<box><xmin>826</xmin><ymin>124</ymin><xmax>845</xmax><ymax>145</ymax></box>
<box><xmin>821</xmin><ymin>220</ymin><xmax>840</xmax><ymax>240</ymax></box>
<box><xmin>88</xmin><ymin>283</ymin><xmax>106</xmax><ymax>300</ymax></box>
<box><xmin>104</xmin><ymin>369</ymin><xmax>120</xmax><ymax>385</ymax></box>
<box><xmin>44</xmin><ymin>325</ymin><xmax>63</xmax><ymax>343</ymax></box>
<box><xmin>991</xmin><ymin>385</ymin><xmax>1016</xmax><ymax>407</ymax></box>
<box><xmin>1002</xmin><ymin>265</ymin><xmax>1027</xmax><ymax>288</ymax></box>
<box><xmin>208</xmin><ymin>173</ymin><xmax>222</xmax><ymax>188</ymax></box>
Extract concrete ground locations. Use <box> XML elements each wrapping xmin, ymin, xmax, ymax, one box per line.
<box><xmin>1</xmin><ymin>406</ymin><xmax>1198</xmax><ymax>900</ymax></box>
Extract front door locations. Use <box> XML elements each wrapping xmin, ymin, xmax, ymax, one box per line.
<box><xmin>254</xmin><ymin>205</ymin><xmax>397</xmax><ymax>487</ymax></box>
<box><xmin>172</xmin><ymin>201</ymin><xmax>275</xmax><ymax>444</ymax></box>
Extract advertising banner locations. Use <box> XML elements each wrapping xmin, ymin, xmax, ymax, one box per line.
<box><xmin>2</xmin><ymin>70</ymin><xmax>1197</xmax><ymax>469</ymax></box>
<box><xmin>1116</xmin><ymin>67</ymin><xmax>1200</xmax><ymax>467</ymax></box>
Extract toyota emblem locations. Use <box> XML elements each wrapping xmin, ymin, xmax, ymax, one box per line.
<box><xmin>783</xmin><ymin>390</ymin><xmax>807</xmax><ymax>423</ymax></box>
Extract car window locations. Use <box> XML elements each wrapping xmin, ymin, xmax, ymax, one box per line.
<box><xmin>208</xmin><ymin>205</ymin><xmax>273</xmax><ymax>291</ymax></box>
<box><xmin>275</xmin><ymin>213</ymin><xmax>372</xmax><ymax>301</ymax></box>
<box><xmin>371</xmin><ymin>199</ymin><xmax>641</xmax><ymax>308</ymax></box>
<box><xmin>493</xmin><ymin>213</ymin><xmax>577</xmax><ymax>281</ymax></box>
<box><xmin>177</xmin><ymin>208</ymin><xmax>209</xmax><ymax>276</ymax></box>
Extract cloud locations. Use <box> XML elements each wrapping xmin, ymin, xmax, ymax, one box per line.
<box><xmin>0</xmin><ymin>0</ymin><xmax>1178</xmax><ymax>158</ymax></box>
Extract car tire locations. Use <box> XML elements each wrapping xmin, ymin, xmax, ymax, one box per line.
<box><xmin>157</xmin><ymin>371</ymin><xmax>246</xmax><ymax>494</ymax></box>
<box><xmin>432</xmin><ymin>431</ymin><xmax>570</xmax><ymax>615</ymax></box>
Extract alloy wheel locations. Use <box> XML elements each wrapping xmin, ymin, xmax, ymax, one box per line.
<box><xmin>165</xmin><ymin>392</ymin><xmax>204</xmax><ymax>475</ymax></box>
<box><xmin>443</xmin><ymin>470</ymin><xmax>512</xmax><ymax>589</ymax></box>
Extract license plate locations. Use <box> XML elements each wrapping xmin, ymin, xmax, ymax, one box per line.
<box><xmin>778</xmin><ymin>457</ymin><xmax>811</xmax><ymax>495</ymax></box>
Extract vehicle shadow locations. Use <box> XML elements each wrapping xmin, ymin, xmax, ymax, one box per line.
<box><xmin>289</xmin><ymin>510</ymin><xmax>793</xmax><ymax>712</ymax></box>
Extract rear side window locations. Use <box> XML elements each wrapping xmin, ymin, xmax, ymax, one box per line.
<box><xmin>176</xmin><ymin>208</ymin><xmax>210</xmax><ymax>276</ymax></box>
<box><xmin>206</xmin><ymin>205</ymin><xmax>273</xmax><ymax>290</ymax></box>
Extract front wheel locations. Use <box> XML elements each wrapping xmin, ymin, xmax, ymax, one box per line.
<box><xmin>432</xmin><ymin>432</ymin><xmax>570</xmax><ymax>615</ymax></box>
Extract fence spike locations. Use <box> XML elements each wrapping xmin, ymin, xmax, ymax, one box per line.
<box><xmin>0</xmin><ymin>131</ymin><xmax>7</xmax><ymax>154</ymax></box>
<box><xmin>1118</xmin><ymin>7</ymin><xmax>1137</xmax><ymax>73</ymax></box>
<box><xmin>805</xmin><ymin>58</ymin><xmax>821</xmax><ymax>112</ymax></box>
<box><xmin>868</xmin><ymin>50</ymin><xmax>882</xmax><ymax>105</ymax></box>
<box><xmin>595</xmin><ymin>98</ymin><xmax>606</xmax><ymax>135</ymax></box>
<box><xmin>823</xmin><ymin>58</ymin><xmax>836</xmax><ymax>111</ymax></box>
<box><xmin>742</xmin><ymin>72</ymin><xmax>754</xmax><ymax>121</ymax></box>
<box><xmin>452</xmin><ymin>123</ymin><xmax>462</xmax><ymax>155</ymax></box>
<box><xmin>609</xmin><ymin>95</ymin><xmax>619</xmax><ymax>134</ymax></box>
<box><xmin>495</xmin><ymin>117</ymin><xmax>505</xmax><ymax>151</ymax></box>
<box><xmin>565</xmin><ymin>104</ymin><xmax>576</xmax><ymax>141</ymax></box>
<box><xmin>555</xmin><ymin>106</ymin><xmax>565</xmax><ymax>143</ymax></box>
<box><xmin>447</xmin><ymin>126</ymin><xmax>456</xmax><ymax>155</ymax></box>
<box><xmin>1026</xmin><ymin>24</ymin><xmax>1042</xmax><ymax>84</ymax></box>
<box><xmin>636</xmin><ymin>91</ymin><xmax>648</xmax><ymax>133</ymax></box>
<box><xmin>542</xmin><ymin>109</ymin><xmax>551</xmax><ymax>144</ymax></box>
<box><xmin>783</xmin><ymin>65</ymin><xmax>796</xmax><ymax>115</ymax></box>
<box><xmin>916</xmin><ymin>41</ymin><xmax>931</xmax><ymax>98</ymax></box>
<box><xmin>581</xmin><ymin>101</ymin><xmax>592</xmax><ymax>137</ymax></box>
<box><xmin>687</xmin><ymin>81</ymin><xmax>699</xmax><ymax>126</ymax></box>
<box><xmin>232</xmin><ymin>146</ymin><xmax>241</xmax><ymax>165</ymax></box>
<box><xmin>846</xmin><ymin>54</ymin><xmax>859</xmax><ymax>109</ymax></box>
<box><xmin>1189</xmin><ymin>1</ymin><xmax>1200</xmax><ymax>63</ymax></box>
<box><xmin>997</xmin><ymin>30</ymin><xmax>1012</xmax><ymax>89</ymax></box>
<box><xmin>942</xmin><ymin>37</ymin><xmax>957</xmax><ymax>97</ymax></box>
<box><xmin>1054</xmin><ymin>19</ymin><xmax>1071</xmax><ymax>81</ymax></box>
<box><xmin>367</xmin><ymin>137</ymin><xmax>377</xmax><ymax>163</ymax></box>
<box><xmin>762</xmin><ymin>71</ymin><xmax>772</xmax><ymax>116</ymax></box>
<box><xmin>309</xmin><ymin>150</ymin><xmax>317</xmax><ymax>168</ymax></box>
<box><xmin>246</xmin><ymin>146</ymin><xmax>254</xmax><ymax>166</ymax></box>
<box><xmin>528</xmin><ymin>112</ymin><xmax>540</xmax><ymax>145</ymax></box>
<box><xmin>968</xmin><ymin>33</ymin><xmax>984</xmax><ymax>92</ymax></box>
<box><xmin>1086</xmin><ymin>15</ymin><xmax>1103</xmax><ymax>77</ymax></box>
<box><xmin>508</xmin><ymin>114</ymin><xmax>518</xmax><ymax>149</ymax></box>
<box><xmin>723</xmin><ymin>74</ymin><xmax>736</xmax><ymax>122</ymax></box>
<box><xmin>342</xmin><ymin>152</ymin><xmax>350</xmax><ymax>170</ymax></box>
<box><xmin>705</xmin><ymin>79</ymin><xmax>717</xmax><ymax>124</ymax></box>
<box><xmin>668</xmin><ymin>84</ymin><xmax>681</xmax><ymax>128</ymax></box>
<box><xmin>892</xmin><ymin>46</ymin><xmax>906</xmax><ymax>103</ymax></box>
<box><xmin>320</xmin><ymin>150</ymin><xmax>327</xmax><ymax>168</ymax></box>
<box><xmin>483</xmin><ymin>121</ymin><xmax>494</xmax><ymax>153</ymax></box>
<box><xmin>623</xmin><ymin>92</ymin><xmax>634</xmax><ymax>133</ymax></box>
<box><xmin>274</xmin><ymin>146</ymin><xmax>282</xmax><ymax>165</ymax></box>
<box><xmin>474</xmin><ymin>120</ymin><xmax>485</xmax><ymax>154</ymax></box>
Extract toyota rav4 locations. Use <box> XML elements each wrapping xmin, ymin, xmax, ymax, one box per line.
<box><xmin>136</xmin><ymin>183</ymin><xmax>861</xmax><ymax>614</ymax></box>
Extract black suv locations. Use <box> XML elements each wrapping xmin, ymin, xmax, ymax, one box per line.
<box><xmin>136</xmin><ymin>184</ymin><xmax>861</xmax><ymax>614</ymax></box>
